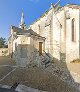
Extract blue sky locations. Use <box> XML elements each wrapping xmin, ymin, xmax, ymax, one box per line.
<box><xmin>0</xmin><ymin>0</ymin><xmax>80</xmax><ymax>41</ymax></box>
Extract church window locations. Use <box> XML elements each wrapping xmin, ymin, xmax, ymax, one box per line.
<box><xmin>38</xmin><ymin>25</ymin><xmax>40</xmax><ymax>30</ymax></box>
<box><xmin>45</xmin><ymin>20</ymin><xmax>50</xmax><ymax>27</ymax></box>
<box><xmin>72</xmin><ymin>18</ymin><xmax>75</xmax><ymax>42</ymax></box>
<box><xmin>66</xmin><ymin>10</ymin><xmax>70</xmax><ymax>19</ymax></box>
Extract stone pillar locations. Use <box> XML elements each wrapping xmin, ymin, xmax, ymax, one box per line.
<box><xmin>50</xmin><ymin>7</ymin><xmax>54</xmax><ymax>56</ymax></box>
<box><xmin>60</xmin><ymin>9</ymin><xmax>66</xmax><ymax>62</ymax></box>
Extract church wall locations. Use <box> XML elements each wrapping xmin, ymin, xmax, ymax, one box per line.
<box><xmin>52</xmin><ymin>9</ymin><xmax>66</xmax><ymax>60</ymax></box>
<box><xmin>29</xmin><ymin>9</ymin><xmax>53</xmax><ymax>55</ymax></box>
<box><xmin>8</xmin><ymin>27</ymin><xmax>18</xmax><ymax>55</ymax></box>
<box><xmin>66</xmin><ymin>8</ymin><xmax>79</xmax><ymax>62</ymax></box>
<box><xmin>52</xmin><ymin>7</ymin><xmax>80</xmax><ymax>62</ymax></box>
<box><xmin>29</xmin><ymin>6</ymin><xmax>80</xmax><ymax>63</ymax></box>
<box><xmin>30</xmin><ymin>36</ymin><xmax>45</xmax><ymax>55</ymax></box>
<box><xmin>13</xmin><ymin>36</ymin><xmax>31</xmax><ymax>52</ymax></box>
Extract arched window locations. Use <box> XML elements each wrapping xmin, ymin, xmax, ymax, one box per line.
<box><xmin>72</xmin><ymin>18</ymin><xmax>75</xmax><ymax>42</ymax></box>
<box><xmin>38</xmin><ymin>25</ymin><xmax>40</xmax><ymax>30</ymax></box>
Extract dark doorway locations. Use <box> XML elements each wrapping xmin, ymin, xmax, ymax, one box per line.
<box><xmin>39</xmin><ymin>42</ymin><xmax>43</xmax><ymax>56</ymax></box>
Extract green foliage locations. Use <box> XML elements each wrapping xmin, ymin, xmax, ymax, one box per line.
<box><xmin>0</xmin><ymin>37</ymin><xmax>6</xmax><ymax>48</ymax></box>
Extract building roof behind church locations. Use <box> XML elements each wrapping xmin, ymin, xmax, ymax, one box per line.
<box><xmin>66</xmin><ymin>4</ymin><xmax>80</xmax><ymax>9</ymax></box>
<box><xmin>12</xmin><ymin>26</ymin><xmax>45</xmax><ymax>39</ymax></box>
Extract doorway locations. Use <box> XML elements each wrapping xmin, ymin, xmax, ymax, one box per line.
<box><xmin>39</xmin><ymin>42</ymin><xmax>43</xmax><ymax>56</ymax></box>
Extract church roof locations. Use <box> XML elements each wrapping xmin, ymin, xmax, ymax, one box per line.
<box><xmin>28</xmin><ymin>4</ymin><xmax>80</xmax><ymax>28</ymax></box>
<box><xmin>11</xmin><ymin>26</ymin><xmax>45</xmax><ymax>39</ymax></box>
<box><xmin>66</xmin><ymin>4</ymin><xmax>80</xmax><ymax>9</ymax></box>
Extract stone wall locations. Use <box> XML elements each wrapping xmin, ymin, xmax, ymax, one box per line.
<box><xmin>13</xmin><ymin>35</ymin><xmax>45</xmax><ymax>67</ymax></box>
<box><xmin>14</xmin><ymin>44</ymin><xmax>35</xmax><ymax>67</ymax></box>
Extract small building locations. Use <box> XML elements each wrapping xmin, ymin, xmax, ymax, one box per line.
<box><xmin>12</xmin><ymin>26</ymin><xmax>45</xmax><ymax>67</ymax></box>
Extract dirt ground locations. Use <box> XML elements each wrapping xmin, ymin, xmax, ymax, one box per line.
<box><xmin>0</xmin><ymin>56</ymin><xmax>16</xmax><ymax>65</ymax></box>
<box><xmin>0</xmin><ymin>56</ymin><xmax>79</xmax><ymax>92</ymax></box>
<box><xmin>67</xmin><ymin>63</ymin><xmax>80</xmax><ymax>74</ymax></box>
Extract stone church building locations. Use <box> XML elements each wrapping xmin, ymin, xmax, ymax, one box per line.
<box><xmin>8</xmin><ymin>2</ymin><xmax>80</xmax><ymax>66</ymax></box>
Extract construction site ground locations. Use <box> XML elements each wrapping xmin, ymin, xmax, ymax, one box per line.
<box><xmin>0</xmin><ymin>56</ymin><xmax>79</xmax><ymax>92</ymax></box>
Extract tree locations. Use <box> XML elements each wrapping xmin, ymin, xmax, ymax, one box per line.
<box><xmin>0</xmin><ymin>37</ymin><xmax>6</xmax><ymax>48</ymax></box>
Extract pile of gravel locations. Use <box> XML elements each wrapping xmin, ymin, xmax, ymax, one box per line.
<box><xmin>45</xmin><ymin>63</ymin><xmax>80</xmax><ymax>92</ymax></box>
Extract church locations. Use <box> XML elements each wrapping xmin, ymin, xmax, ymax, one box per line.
<box><xmin>8</xmin><ymin>2</ymin><xmax>80</xmax><ymax>67</ymax></box>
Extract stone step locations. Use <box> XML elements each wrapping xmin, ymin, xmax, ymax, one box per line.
<box><xmin>15</xmin><ymin>84</ymin><xmax>47</xmax><ymax>92</ymax></box>
<box><xmin>0</xmin><ymin>84</ymin><xmax>47</xmax><ymax>92</ymax></box>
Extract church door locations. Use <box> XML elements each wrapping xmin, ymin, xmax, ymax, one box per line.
<box><xmin>39</xmin><ymin>42</ymin><xmax>43</xmax><ymax>56</ymax></box>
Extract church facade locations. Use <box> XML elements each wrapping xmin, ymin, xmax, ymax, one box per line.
<box><xmin>8</xmin><ymin>2</ymin><xmax>80</xmax><ymax>66</ymax></box>
<box><xmin>28</xmin><ymin>4</ymin><xmax>80</xmax><ymax>63</ymax></box>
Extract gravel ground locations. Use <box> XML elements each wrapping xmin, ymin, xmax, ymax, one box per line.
<box><xmin>0</xmin><ymin>66</ymin><xmax>78</xmax><ymax>92</ymax></box>
<box><xmin>0</xmin><ymin>56</ymin><xmax>79</xmax><ymax>92</ymax></box>
<box><xmin>45</xmin><ymin>62</ymin><xmax>80</xmax><ymax>92</ymax></box>
<box><xmin>0</xmin><ymin>66</ymin><xmax>14</xmax><ymax>80</ymax></box>
<box><xmin>0</xmin><ymin>56</ymin><xmax>16</xmax><ymax>65</ymax></box>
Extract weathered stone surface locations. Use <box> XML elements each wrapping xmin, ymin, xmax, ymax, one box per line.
<box><xmin>15</xmin><ymin>84</ymin><xmax>47</xmax><ymax>92</ymax></box>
